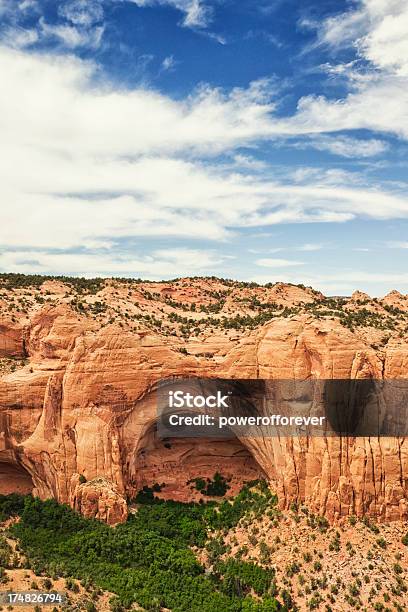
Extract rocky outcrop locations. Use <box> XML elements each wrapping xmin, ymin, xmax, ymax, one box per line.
<box><xmin>350</xmin><ymin>290</ymin><xmax>370</xmax><ymax>303</ymax></box>
<box><xmin>1</xmin><ymin>276</ymin><xmax>407</xmax><ymax>523</ymax></box>
<box><xmin>69</xmin><ymin>475</ymin><xmax>128</xmax><ymax>525</ymax></box>
<box><xmin>0</xmin><ymin>320</ymin><xmax>25</xmax><ymax>358</ymax></box>
<box><xmin>383</xmin><ymin>290</ymin><xmax>408</xmax><ymax>312</ymax></box>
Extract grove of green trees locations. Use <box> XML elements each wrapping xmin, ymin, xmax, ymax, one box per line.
<box><xmin>0</xmin><ymin>483</ymin><xmax>283</xmax><ymax>612</ymax></box>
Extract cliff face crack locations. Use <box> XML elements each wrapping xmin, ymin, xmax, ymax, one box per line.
<box><xmin>399</xmin><ymin>438</ymin><xmax>406</xmax><ymax>492</ymax></box>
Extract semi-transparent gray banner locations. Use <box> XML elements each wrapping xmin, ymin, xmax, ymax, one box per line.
<box><xmin>156</xmin><ymin>378</ymin><xmax>408</xmax><ymax>438</ymax></box>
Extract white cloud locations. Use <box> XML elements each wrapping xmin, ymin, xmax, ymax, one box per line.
<box><xmin>297</xmin><ymin>243</ymin><xmax>323</xmax><ymax>252</ymax></box>
<box><xmin>232</xmin><ymin>154</ymin><xmax>267</xmax><ymax>170</ymax></box>
<box><xmin>18</xmin><ymin>0</ymin><xmax>39</xmax><ymax>10</ymax></box>
<box><xmin>0</xmin><ymin>0</ymin><xmax>39</xmax><ymax>19</ymax></box>
<box><xmin>0</xmin><ymin>5</ymin><xmax>408</xmax><ymax>281</ymax></box>
<box><xmin>0</xmin><ymin>26</ymin><xmax>39</xmax><ymax>48</ymax></box>
<box><xmin>161</xmin><ymin>54</ymin><xmax>177</xmax><ymax>72</ymax></box>
<box><xmin>358</xmin><ymin>0</ymin><xmax>408</xmax><ymax>76</ymax></box>
<box><xmin>300</xmin><ymin>135</ymin><xmax>388</xmax><ymax>158</ymax></box>
<box><xmin>2</xmin><ymin>1</ymin><xmax>408</xmax><ymax>141</ymax></box>
<box><xmin>283</xmin><ymin>74</ymin><xmax>408</xmax><ymax>140</ymax></box>
<box><xmin>0</xmin><ymin>247</ymin><xmax>223</xmax><ymax>278</ymax></box>
<box><xmin>0</xmin><ymin>50</ymin><xmax>279</xmax><ymax>157</ymax></box>
<box><xmin>251</xmin><ymin>269</ymin><xmax>408</xmax><ymax>296</ymax></box>
<box><xmin>250</xmin><ymin>243</ymin><xmax>323</xmax><ymax>254</ymax></box>
<box><xmin>129</xmin><ymin>0</ymin><xmax>212</xmax><ymax>28</ymax></box>
<box><xmin>294</xmin><ymin>1</ymin><xmax>408</xmax><ymax>141</ymax></box>
<box><xmin>58</xmin><ymin>0</ymin><xmax>104</xmax><ymax>27</ymax></box>
<box><xmin>0</xmin><ymin>0</ymin><xmax>104</xmax><ymax>50</ymax></box>
<box><xmin>313</xmin><ymin>0</ymin><xmax>408</xmax><ymax>77</ymax></box>
<box><xmin>39</xmin><ymin>18</ymin><xmax>104</xmax><ymax>49</ymax></box>
<box><xmin>313</xmin><ymin>10</ymin><xmax>365</xmax><ymax>50</ymax></box>
<box><xmin>152</xmin><ymin>247</ymin><xmax>224</xmax><ymax>268</ymax></box>
<box><xmin>0</xmin><ymin>46</ymin><xmax>407</xmax><ymax>269</ymax></box>
<box><xmin>255</xmin><ymin>258</ymin><xmax>304</xmax><ymax>268</ymax></box>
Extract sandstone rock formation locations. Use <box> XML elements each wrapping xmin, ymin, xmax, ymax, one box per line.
<box><xmin>0</xmin><ymin>275</ymin><xmax>407</xmax><ymax>523</ymax></box>
<box><xmin>69</xmin><ymin>475</ymin><xmax>128</xmax><ymax>525</ymax></box>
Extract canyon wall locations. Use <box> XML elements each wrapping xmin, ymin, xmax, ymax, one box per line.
<box><xmin>1</xmin><ymin>279</ymin><xmax>408</xmax><ymax>523</ymax></box>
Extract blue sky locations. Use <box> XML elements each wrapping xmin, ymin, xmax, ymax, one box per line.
<box><xmin>0</xmin><ymin>0</ymin><xmax>407</xmax><ymax>295</ymax></box>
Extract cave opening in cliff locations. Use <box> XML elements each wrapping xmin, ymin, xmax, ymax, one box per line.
<box><xmin>0</xmin><ymin>461</ymin><xmax>34</xmax><ymax>495</ymax></box>
<box><xmin>131</xmin><ymin>422</ymin><xmax>266</xmax><ymax>502</ymax></box>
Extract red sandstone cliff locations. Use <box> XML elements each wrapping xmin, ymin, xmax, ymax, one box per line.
<box><xmin>0</xmin><ymin>275</ymin><xmax>407</xmax><ymax>523</ymax></box>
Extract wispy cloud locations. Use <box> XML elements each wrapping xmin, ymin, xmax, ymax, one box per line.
<box><xmin>0</xmin><ymin>46</ymin><xmax>407</xmax><ymax>274</ymax></box>
<box><xmin>297</xmin><ymin>135</ymin><xmax>389</xmax><ymax>158</ymax></box>
<box><xmin>58</xmin><ymin>0</ymin><xmax>104</xmax><ymax>27</ymax></box>
<box><xmin>39</xmin><ymin>18</ymin><xmax>104</xmax><ymax>49</ymax></box>
<box><xmin>0</xmin><ymin>247</ymin><xmax>225</xmax><ymax>278</ymax></box>
<box><xmin>129</xmin><ymin>0</ymin><xmax>212</xmax><ymax>28</ymax></box>
<box><xmin>294</xmin><ymin>1</ymin><xmax>408</xmax><ymax>142</ymax></box>
<box><xmin>0</xmin><ymin>0</ymin><xmax>105</xmax><ymax>49</ymax></box>
<box><xmin>256</xmin><ymin>258</ymin><xmax>304</xmax><ymax>268</ymax></box>
<box><xmin>249</xmin><ymin>243</ymin><xmax>323</xmax><ymax>254</ymax></box>
<box><xmin>252</xmin><ymin>269</ymin><xmax>408</xmax><ymax>296</ymax></box>
<box><xmin>0</xmin><ymin>0</ymin><xmax>407</xmax><ymax>286</ymax></box>
<box><xmin>297</xmin><ymin>243</ymin><xmax>323</xmax><ymax>252</ymax></box>
<box><xmin>315</xmin><ymin>0</ymin><xmax>408</xmax><ymax>77</ymax></box>
<box><xmin>245</xmin><ymin>29</ymin><xmax>283</xmax><ymax>48</ymax></box>
<box><xmin>0</xmin><ymin>25</ymin><xmax>39</xmax><ymax>48</ymax></box>
<box><xmin>161</xmin><ymin>54</ymin><xmax>178</xmax><ymax>72</ymax></box>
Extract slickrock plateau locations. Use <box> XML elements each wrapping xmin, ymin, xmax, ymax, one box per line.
<box><xmin>1</xmin><ymin>273</ymin><xmax>408</xmax><ymax>524</ymax></box>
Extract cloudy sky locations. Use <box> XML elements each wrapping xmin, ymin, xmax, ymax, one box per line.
<box><xmin>0</xmin><ymin>0</ymin><xmax>407</xmax><ymax>295</ymax></box>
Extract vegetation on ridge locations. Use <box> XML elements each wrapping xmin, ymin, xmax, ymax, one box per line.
<box><xmin>1</xmin><ymin>272</ymin><xmax>407</xmax><ymax>342</ymax></box>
